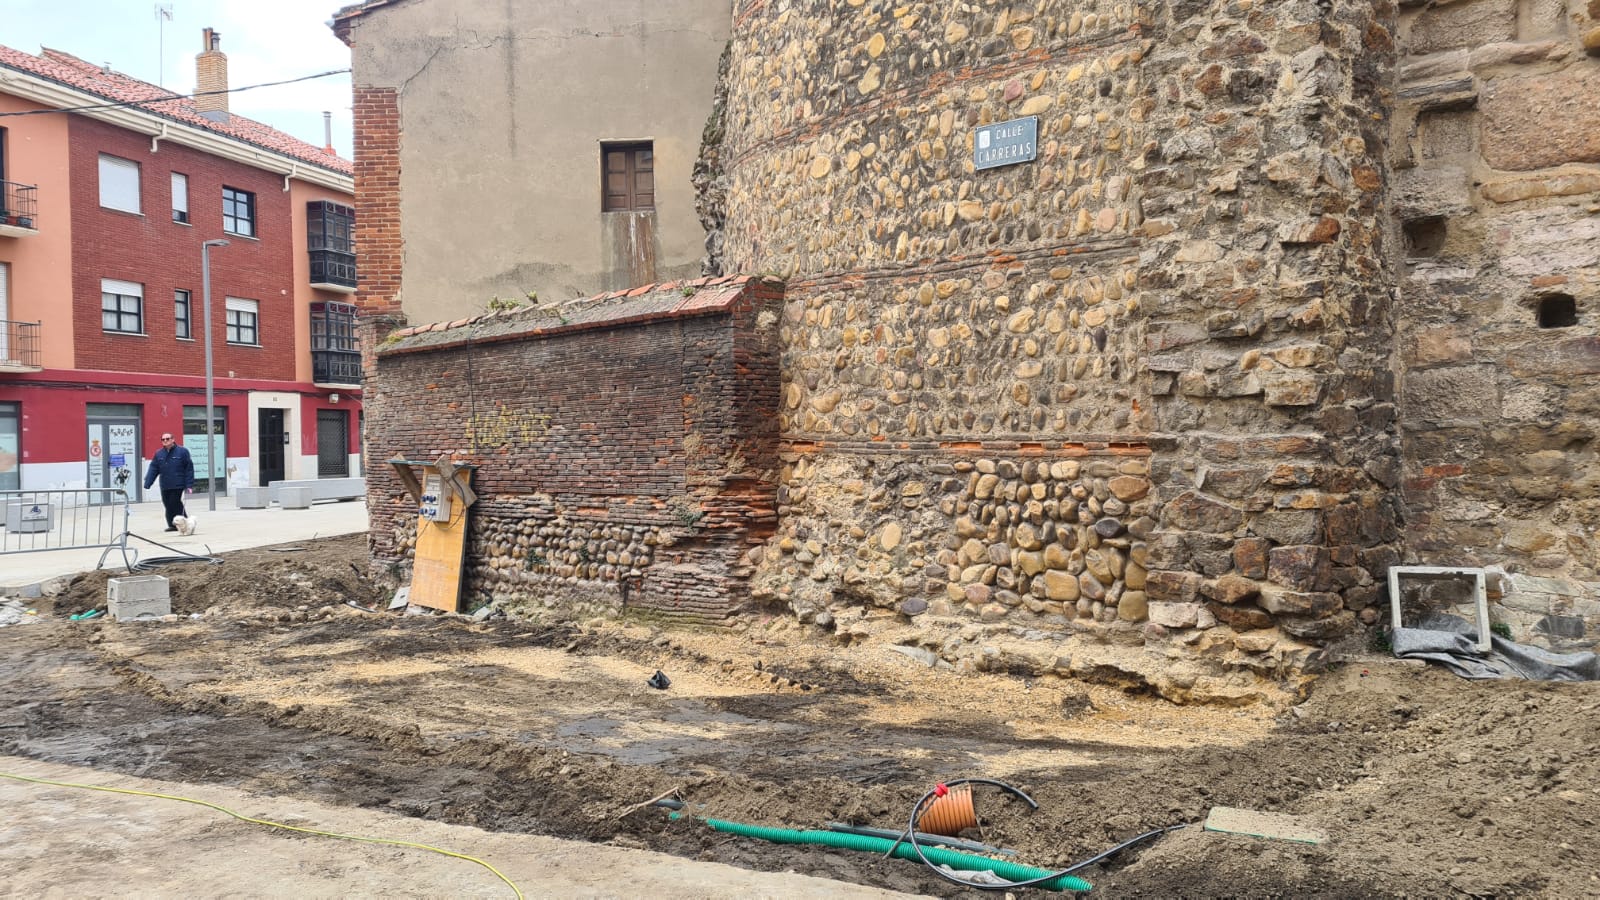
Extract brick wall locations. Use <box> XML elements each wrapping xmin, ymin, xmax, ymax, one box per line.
<box><xmin>352</xmin><ymin>86</ymin><xmax>402</xmax><ymax>319</ymax></box>
<box><xmin>68</xmin><ymin>115</ymin><xmax>297</xmax><ymax>381</ymax></box>
<box><xmin>367</xmin><ymin>276</ymin><xmax>782</xmax><ymax>620</ymax></box>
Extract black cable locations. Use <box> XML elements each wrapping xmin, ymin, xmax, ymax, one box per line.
<box><xmin>121</xmin><ymin>531</ymin><xmax>223</xmax><ymax>572</ymax></box>
<box><xmin>902</xmin><ymin>778</ymin><xmax>1190</xmax><ymax>892</ymax></box>
<box><xmin>133</xmin><ymin>554</ymin><xmax>223</xmax><ymax>572</ymax></box>
<box><xmin>0</xmin><ymin>69</ymin><xmax>351</xmax><ymax>118</ymax></box>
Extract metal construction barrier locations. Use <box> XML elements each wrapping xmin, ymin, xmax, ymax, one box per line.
<box><xmin>0</xmin><ymin>489</ymin><xmax>132</xmax><ymax>567</ymax></box>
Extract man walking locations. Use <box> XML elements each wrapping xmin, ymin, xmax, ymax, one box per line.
<box><xmin>144</xmin><ymin>432</ymin><xmax>196</xmax><ymax>534</ymax></box>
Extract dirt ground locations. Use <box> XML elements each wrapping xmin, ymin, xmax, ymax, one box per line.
<box><xmin>4</xmin><ymin>534</ymin><xmax>1598</xmax><ymax>897</ymax></box>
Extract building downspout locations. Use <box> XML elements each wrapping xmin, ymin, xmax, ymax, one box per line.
<box><xmin>284</xmin><ymin>161</ymin><xmax>298</xmax><ymax>191</ymax></box>
<box><xmin>150</xmin><ymin>121</ymin><xmax>169</xmax><ymax>153</ymax></box>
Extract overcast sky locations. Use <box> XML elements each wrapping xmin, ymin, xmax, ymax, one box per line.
<box><xmin>4</xmin><ymin>0</ymin><xmax>355</xmax><ymax>158</ymax></box>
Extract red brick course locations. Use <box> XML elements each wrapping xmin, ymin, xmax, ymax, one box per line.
<box><xmin>351</xmin><ymin>86</ymin><xmax>403</xmax><ymax>319</ymax></box>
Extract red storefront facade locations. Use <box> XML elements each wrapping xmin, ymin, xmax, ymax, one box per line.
<box><xmin>0</xmin><ymin>41</ymin><xmax>361</xmax><ymax>495</ymax></box>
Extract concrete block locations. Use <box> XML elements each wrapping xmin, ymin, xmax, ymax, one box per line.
<box><xmin>268</xmin><ymin>477</ymin><xmax>366</xmax><ymax>504</ymax></box>
<box><xmin>4</xmin><ymin>501</ymin><xmax>54</xmax><ymax>533</ymax></box>
<box><xmin>279</xmin><ymin>486</ymin><xmax>314</xmax><ymax>509</ymax></box>
<box><xmin>1205</xmin><ymin>806</ymin><xmax>1326</xmax><ymax>844</ymax></box>
<box><xmin>235</xmin><ymin>487</ymin><xmax>271</xmax><ymax>509</ymax></box>
<box><xmin>108</xmin><ymin>575</ymin><xmax>171</xmax><ymax>621</ymax></box>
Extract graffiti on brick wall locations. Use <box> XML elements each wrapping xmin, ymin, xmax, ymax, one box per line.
<box><xmin>465</xmin><ymin>407</ymin><xmax>554</xmax><ymax>452</ymax></box>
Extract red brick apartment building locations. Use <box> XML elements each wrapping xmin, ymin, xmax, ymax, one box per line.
<box><xmin>0</xmin><ymin>32</ymin><xmax>361</xmax><ymax>497</ymax></box>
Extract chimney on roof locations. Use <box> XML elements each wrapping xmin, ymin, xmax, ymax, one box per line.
<box><xmin>323</xmin><ymin>111</ymin><xmax>334</xmax><ymax>154</ymax></box>
<box><xmin>194</xmin><ymin>27</ymin><xmax>229</xmax><ymax>123</ymax></box>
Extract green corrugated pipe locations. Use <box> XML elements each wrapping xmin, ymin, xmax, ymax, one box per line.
<box><xmin>670</xmin><ymin>813</ymin><xmax>1092</xmax><ymax>892</ymax></box>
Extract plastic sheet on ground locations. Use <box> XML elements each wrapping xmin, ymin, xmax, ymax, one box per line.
<box><xmin>1392</xmin><ymin>613</ymin><xmax>1600</xmax><ymax>681</ymax></box>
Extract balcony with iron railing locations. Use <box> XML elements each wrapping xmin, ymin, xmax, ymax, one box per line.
<box><xmin>307</xmin><ymin>200</ymin><xmax>356</xmax><ymax>292</ymax></box>
<box><xmin>0</xmin><ymin>320</ymin><xmax>42</xmax><ymax>371</ymax></box>
<box><xmin>0</xmin><ymin>181</ymin><xmax>39</xmax><ymax>237</ymax></box>
<box><xmin>308</xmin><ymin>248</ymin><xmax>357</xmax><ymax>292</ymax></box>
<box><xmin>312</xmin><ymin>349</ymin><xmax>362</xmax><ymax>386</ymax></box>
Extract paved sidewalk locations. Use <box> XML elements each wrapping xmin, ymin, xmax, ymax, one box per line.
<box><xmin>0</xmin><ymin>755</ymin><xmax>919</xmax><ymax>900</ymax></box>
<box><xmin>0</xmin><ymin>498</ymin><xmax>369</xmax><ymax>595</ymax></box>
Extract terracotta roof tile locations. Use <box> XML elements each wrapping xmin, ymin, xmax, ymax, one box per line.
<box><xmin>0</xmin><ymin>44</ymin><xmax>352</xmax><ymax>178</ymax></box>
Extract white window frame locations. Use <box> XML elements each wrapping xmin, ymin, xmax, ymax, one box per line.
<box><xmin>98</xmin><ymin>154</ymin><xmax>141</xmax><ymax>214</ymax></box>
<box><xmin>171</xmin><ymin>172</ymin><xmax>189</xmax><ymax>224</ymax></box>
<box><xmin>224</xmin><ymin>296</ymin><xmax>259</xmax><ymax>346</ymax></box>
<box><xmin>101</xmin><ymin>278</ymin><xmax>144</xmax><ymax>334</ymax></box>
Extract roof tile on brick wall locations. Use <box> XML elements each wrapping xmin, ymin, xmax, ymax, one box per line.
<box><xmin>0</xmin><ymin>44</ymin><xmax>352</xmax><ymax>177</ymax></box>
<box><xmin>383</xmin><ymin>275</ymin><xmax>779</xmax><ymax>355</ymax></box>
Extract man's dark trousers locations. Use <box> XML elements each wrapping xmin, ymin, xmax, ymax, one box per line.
<box><xmin>161</xmin><ymin>488</ymin><xmax>187</xmax><ymax>528</ymax></box>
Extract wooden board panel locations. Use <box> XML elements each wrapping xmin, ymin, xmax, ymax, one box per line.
<box><xmin>409</xmin><ymin>470</ymin><xmax>472</xmax><ymax>612</ymax></box>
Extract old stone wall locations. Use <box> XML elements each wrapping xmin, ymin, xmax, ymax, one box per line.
<box><xmin>1137</xmin><ymin>3</ymin><xmax>1401</xmax><ymax>648</ymax></box>
<box><xmin>714</xmin><ymin>0</ymin><xmax>1402</xmax><ymax>689</ymax></box>
<box><xmin>366</xmin><ymin>277</ymin><xmax>782</xmax><ymax>621</ymax></box>
<box><xmin>1394</xmin><ymin>0</ymin><xmax>1600</xmax><ymax>649</ymax></box>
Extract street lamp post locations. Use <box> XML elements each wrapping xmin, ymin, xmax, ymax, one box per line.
<box><xmin>200</xmin><ymin>238</ymin><xmax>230</xmax><ymax>512</ymax></box>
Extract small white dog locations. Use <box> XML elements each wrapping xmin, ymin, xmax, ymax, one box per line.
<box><xmin>173</xmin><ymin>515</ymin><xmax>197</xmax><ymax>536</ymax></box>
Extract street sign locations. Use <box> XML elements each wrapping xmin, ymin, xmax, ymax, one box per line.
<box><xmin>974</xmin><ymin>116</ymin><xmax>1038</xmax><ymax>171</ymax></box>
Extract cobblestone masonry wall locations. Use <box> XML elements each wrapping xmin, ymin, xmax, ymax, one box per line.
<box><xmin>1393</xmin><ymin>0</ymin><xmax>1600</xmax><ymax>651</ymax></box>
<box><xmin>367</xmin><ymin>278</ymin><xmax>782</xmax><ymax>621</ymax></box>
<box><xmin>716</xmin><ymin>0</ymin><xmax>1403</xmax><ymax>688</ymax></box>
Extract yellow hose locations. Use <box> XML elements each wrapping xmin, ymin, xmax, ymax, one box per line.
<box><xmin>0</xmin><ymin>770</ymin><xmax>523</xmax><ymax>899</ymax></box>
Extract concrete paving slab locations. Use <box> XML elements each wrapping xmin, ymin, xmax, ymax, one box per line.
<box><xmin>0</xmin><ymin>499</ymin><xmax>369</xmax><ymax>596</ymax></box>
<box><xmin>1204</xmin><ymin>805</ymin><xmax>1327</xmax><ymax>844</ymax></box>
<box><xmin>0</xmin><ymin>755</ymin><xmax>921</xmax><ymax>899</ymax></box>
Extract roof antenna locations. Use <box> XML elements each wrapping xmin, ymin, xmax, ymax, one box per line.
<box><xmin>155</xmin><ymin>4</ymin><xmax>173</xmax><ymax>88</ymax></box>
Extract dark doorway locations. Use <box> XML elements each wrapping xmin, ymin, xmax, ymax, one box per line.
<box><xmin>258</xmin><ymin>408</ymin><xmax>285</xmax><ymax>486</ymax></box>
<box><xmin>316</xmin><ymin>409</ymin><xmax>349</xmax><ymax>478</ymax></box>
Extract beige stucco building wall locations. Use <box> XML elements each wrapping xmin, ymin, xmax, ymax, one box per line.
<box><xmin>339</xmin><ymin>0</ymin><xmax>731</xmax><ymax>324</ymax></box>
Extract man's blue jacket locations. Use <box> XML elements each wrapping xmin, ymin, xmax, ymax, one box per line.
<box><xmin>144</xmin><ymin>444</ymin><xmax>196</xmax><ymax>491</ymax></box>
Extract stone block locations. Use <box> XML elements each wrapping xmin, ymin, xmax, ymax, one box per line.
<box><xmin>1146</xmin><ymin>569</ymin><xmax>1203</xmax><ymax>603</ymax></box>
<box><xmin>1525</xmin><ymin>0</ymin><xmax>1570</xmax><ymax>39</ymax></box>
<box><xmin>1262</xmin><ymin>373</ymin><xmax>1324</xmax><ymax>407</ymax></box>
<box><xmin>279</xmin><ymin>486</ymin><xmax>315</xmax><ymax>509</ymax></box>
<box><xmin>1228</xmin><ymin>534</ymin><xmax>1267</xmax><ymax>576</ymax></box>
<box><xmin>1401</xmin><ymin>50</ymin><xmax>1468</xmax><ymax>83</ymax></box>
<box><xmin>1482</xmin><ymin>66</ymin><xmax>1600</xmax><ymax>170</ymax></box>
<box><xmin>1149</xmin><ymin>602</ymin><xmax>1202</xmax><ymax>629</ymax></box>
<box><xmin>1258</xmin><ymin>587</ymin><xmax>1342</xmax><ymax>618</ymax></box>
<box><xmin>1251</xmin><ymin>510</ymin><xmax>1320</xmax><ymax>546</ymax></box>
<box><xmin>1408</xmin><ymin>327</ymin><xmax>1472</xmax><ymax>366</ymax></box>
<box><xmin>1280</xmin><ymin>611</ymin><xmax>1357</xmax><ymax>641</ymax></box>
<box><xmin>1481</xmin><ymin>172</ymin><xmax>1600</xmax><ymax>204</ymax></box>
<box><xmin>1209</xmin><ymin>602</ymin><xmax>1274</xmax><ymax>631</ymax></box>
<box><xmin>1419</xmin><ymin>109</ymin><xmax>1475</xmax><ymax>160</ymax></box>
<box><xmin>1165</xmin><ymin>491</ymin><xmax>1244</xmax><ymax>534</ymax></box>
<box><xmin>108</xmin><ymin>575</ymin><xmax>171</xmax><ymax>621</ymax></box>
<box><xmin>1118</xmin><ymin>590</ymin><xmax>1148</xmax><ymax>622</ymax></box>
<box><xmin>1408</xmin><ymin>0</ymin><xmax>1516</xmax><ymax>54</ymax></box>
<box><xmin>1208</xmin><ymin>573</ymin><xmax>1261</xmax><ymax>605</ymax></box>
<box><xmin>1268</xmin><ymin>545</ymin><xmax>1333</xmax><ymax>591</ymax></box>
<box><xmin>1404</xmin><ymin>365</ymin><xmax>1498</xmax><ymax>425</ymax></box>
<box><xmin>1396</xmin><ymin>165</ymin><xmax>1473</xmax><ymax>220</ymax></box>
<box><xmin>234</xmin><ymin>487</ymin><xmax>270</xmax><ymax>509</ymax></box>
<box><xmin>1509</xmin><ymin>337</ymin><xmax>1600</xmax><ymax>377</ymax></box>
